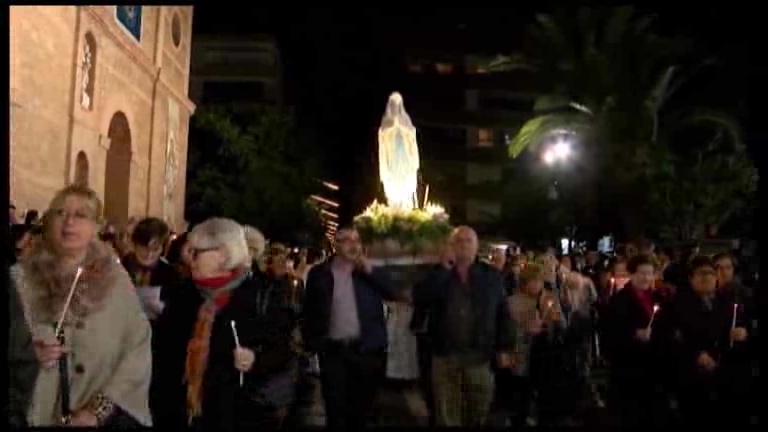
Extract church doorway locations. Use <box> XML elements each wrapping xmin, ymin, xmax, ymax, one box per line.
<box><xmin>104</xmin><ymin>112</ymin><xmax>132</xmax><ymax>224</ymax></box>
<box><xmin>74</xmin><ymin>151</ymin><xmax>89</xmax><ymax>187</ymax></box>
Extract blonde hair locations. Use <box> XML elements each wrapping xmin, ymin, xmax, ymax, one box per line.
<box><xmin>189</xmin><ymin>218</ymin><xmax>250</xmax><ymax>271</ymax></box>
<box><xmin>47</xmin><ymin>184</ymin><xmax>103</xmax><ymax>221</ymax></box>
<box><xmin>519</xmin><ymin>262</ymin><xmax>545</xmax><ymax>288</ymax></box>
<box><xmin>40</xmin><ymin>184</ymin><xmax>103</xmax><ymax>251</ymax></box>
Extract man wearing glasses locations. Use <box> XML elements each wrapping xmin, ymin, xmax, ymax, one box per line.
<box><xmin>302</xmin><ymin>226</ymin><xmax>399</xmax><ymax>431</ymax></box>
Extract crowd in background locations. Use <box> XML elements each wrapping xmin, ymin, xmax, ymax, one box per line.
<box><xmin>7</xmin><ymin>184</ymin><xmax>760</xmax><ymax>429</ymax></box>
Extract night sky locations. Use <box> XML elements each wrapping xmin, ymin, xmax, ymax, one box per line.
<box><xmin>192</xmin><ymin>7</ymin><xmax>754</xmax><ymax>224</ymax></box>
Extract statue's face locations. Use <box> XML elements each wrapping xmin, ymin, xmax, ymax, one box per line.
<box><xmin>386</xmin><ymin>93</ymin><xmax>405</xmax><ymax>117</ymax></box>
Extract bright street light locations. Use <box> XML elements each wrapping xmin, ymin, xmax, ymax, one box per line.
<box><xmin>553</xmin><ymin>140</ymin><xmax>571</xmax><ymax>159</ymax></box>
<box><xmin>542</xmin><ymin>138</ymin><xmax>573</xmax><ymax>165</ymax></box>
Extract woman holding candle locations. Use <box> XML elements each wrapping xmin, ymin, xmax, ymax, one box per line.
<box><xmin>11</xmin><ymin>185</ymin><xmax>152</xmax><ymax>427</ymax></box>
<box><xmin>507</xmin><ymin>263</ymin><xmax>566</xmax><ymax>427</ymax></box>
<box><xmin>661</xmin><ymin>256</ymin><xmax>753</xmax><ymax>428</ymax></box>
<box><xmin>152</xmin><ymin>218</ymin><xmax>298</xmax><ymax>431</ymax></box>
<box><xmin>603</xmin><ymin>253</ymin><xmax>667</xmax><ymax>428</ymax></box>
<box><xmin>559</xmin><ymin>271</ymin><xmax>600</xmax><ymax>421</ymax></box>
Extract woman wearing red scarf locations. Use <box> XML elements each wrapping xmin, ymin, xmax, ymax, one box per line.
<box><xmin>603</xmin><ymin>254</ymin><xmax>667</xmax><ymax>428</ymax></box>
<box><xmin>151</xmin><ymin>218</ymin><xmax>298</xmax><ymax>431</ymax></box>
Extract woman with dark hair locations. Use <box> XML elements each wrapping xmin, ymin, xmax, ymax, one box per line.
<box><xmin>23</xmin><ymin>209</ymin><xmax>40</xmax><ymax>226</ymax></box>
<box><xmin>604</xmin><ymin>254</ymin><xmax>667</xmax><ymax>428</ymax></box>
<box><xmin>659</xmin><ymin>256</ymin><xmax>754</xmax><ymax>428</ymax></box>
<box><xmin>166</xmin><ymin>232</ymin><xmax>192</xmax><ymax>277</ymax></box>
<box><xmin>121</xmin><ymin>218</ymin><xmax>178</xmax><ymax>320</ymax></box>
<box><xmin>120</xmin><ymin>217</ymin><xmax>183</xmax><ymax>424</ymax></box>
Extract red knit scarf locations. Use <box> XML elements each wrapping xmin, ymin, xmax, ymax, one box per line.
<box><xmin>630</xmin><ymin>285</ymin><xmax>654</xmax><ymax>322</ymax></box>
<box><xmin>185</xmin><ymin>270</ymin><xmax>243</xmax><ymax>421</ymax></box>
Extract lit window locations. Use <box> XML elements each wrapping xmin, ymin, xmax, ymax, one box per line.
<box><xmin>407</xmin><ymin>64</ymin><xmax>423</xmax><ymax>73</ymax></box>
<box><xmin>435</xmin><ymin>63</ymin><xmax>454</xmax><ymax>74</ymax></box>
<box><xmin>477</xmin><ymin>129</ymin><xmax>493</xmax><ymax>147</ymax></box>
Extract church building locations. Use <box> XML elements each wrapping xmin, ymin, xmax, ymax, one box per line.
<box><xmin>10</xmin><ymin>6</ymin><xmax>195</xmax><ymax>229</ymax></box>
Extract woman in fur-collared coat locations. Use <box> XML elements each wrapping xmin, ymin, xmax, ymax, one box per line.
<box><xmin>12</xmin><ymin>185</ymin><xmax>152</xmax><ymax>427</ymax></box>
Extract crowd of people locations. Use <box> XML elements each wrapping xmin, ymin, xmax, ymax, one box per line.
<box><xmin>7</xmin><ymin>184</ymin><xmax>759</xmax><ymax>429</ymax></box>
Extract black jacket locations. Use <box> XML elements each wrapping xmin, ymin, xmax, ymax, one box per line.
<box><xmin>603</xmin><ymin>285</ymin><xmax>665</xmax><ymax>371</ymax></box>
<box><xmin>121</xmin><ymin>255</ymin><xmax>179</xmax><ymax>305</ymax></box>
<box><xmin>301</xmin><ymin>259</ymin><xmax>396</xmax><ymax>354</ymax></box>
<box><xmin>660</xmin><ymin>289</ymin><xmax>752</xmax><ymax>388</ymax></box>
<box><xmin>152</xmin><ymin>273</ymin><xmax>298</xmax><ymax>431</ymax></box>
<box><xmin>7</xmin><ymin>274</ymin><xmax>39</xmax><ymax>428</ymax></box>
<box><xmin>413</xmin><ymin>262</ymin><xmax>513</xmax><ymax>358</ymax></box>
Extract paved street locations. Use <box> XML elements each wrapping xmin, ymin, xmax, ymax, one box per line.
<box><xmin>297</xmin><ymin>377</ymin><xmax>428</xmax><ymax>428</ymax></box>
<box><xmin>296</xmin><ymin>368</ymin><xmax>613</xmax><ymax>428</ymax></box>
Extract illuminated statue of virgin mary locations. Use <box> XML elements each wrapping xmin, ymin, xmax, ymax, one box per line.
<box><xmin>378</xmin><ymin>92</ymin><xmax>420</xmax><ymax>209</ymax></box>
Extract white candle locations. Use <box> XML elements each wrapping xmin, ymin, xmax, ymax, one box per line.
<box><xmin>230</xmin><ymin>321</ymin><xmax>244</xmax><ymax>387</ymax></box>
<box><xmin>646</xmin><ymin>305</ymin><xmax>660</xmax><ymax>331</ymax></box>
<box><xmin>730</xmin><ymin>303</ymin><xmax>739</xmax><ymax>348</ymax></box>
<box><xmin>55</xmin><ymin>267</ymin><xmax>84</xmax><ymax>338</ymax></box>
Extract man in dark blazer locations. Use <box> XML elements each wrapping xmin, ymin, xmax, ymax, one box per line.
<box><xmin>302</xmin><ymin>226</ymin><xmax>398</xmax><ymax>431</ymax></box>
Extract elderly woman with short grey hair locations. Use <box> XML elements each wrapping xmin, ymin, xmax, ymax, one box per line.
<box><xmin>152</xmin><ymin>218</ymin><xmax>300</xmax><ymax>431</ymax></box>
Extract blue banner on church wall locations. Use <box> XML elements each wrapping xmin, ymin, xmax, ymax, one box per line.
<box><xmin>116</xmin><ymin>6</ymin><xmax>142</xmax><ymax>42</ymax></box>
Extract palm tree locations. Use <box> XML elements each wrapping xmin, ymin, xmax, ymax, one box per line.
<box><xmin>491</xmin><ymin>6</ymin><xmax>747</xmax><ymax>239</ymax></box>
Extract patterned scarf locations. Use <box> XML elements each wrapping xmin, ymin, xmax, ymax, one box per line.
<box><xmin>185</xmin><ymin>270</ymin><xmax>250</xmax><ymax>422</ymax></box>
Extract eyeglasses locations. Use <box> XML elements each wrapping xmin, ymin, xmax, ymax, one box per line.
<box><xmin>190</xmin><ymin>247</ymin><xmax>219</xmax><ymax>259</ymax></box>
<box><xmin>50</xmin><ymin>208</ymin><xmax>94</xmax><ymax>222</ymax></box>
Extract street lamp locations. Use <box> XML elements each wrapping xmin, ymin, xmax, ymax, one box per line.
<box><xmin>542</xmin><ymin>138</ymin><xmax>573</xmax><ymax>165</ymax></box>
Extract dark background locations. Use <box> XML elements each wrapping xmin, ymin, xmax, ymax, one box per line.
<box><xmin>192</xmin><ymin>7</ymin><xmax>755</xmax><ymax>224</ymax></box>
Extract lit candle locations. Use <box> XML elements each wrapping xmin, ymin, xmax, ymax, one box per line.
<box><xmin>291</xmin><ymin>279</ymin><xmax>299</xmax><ymax>305</ymax></box>
<box><xmin>730</xmin><ymin>303</ymin><xmax>739</xmax><ymax>348</ymax></box>
<box><xmin>610</xmin><ymin>277</ymin><xmax>616</xmax><ymax>296</ymax></box>
<box><xmin>646</xmin><ymin>305</ymin><xmax>660</xmax><ymax>331</ymax></box>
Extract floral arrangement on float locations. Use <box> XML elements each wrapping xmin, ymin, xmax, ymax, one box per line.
<box><xmin>353</xmin><ymin>200</ymin><xmax>452</xmax><ymax>258</ymax></box>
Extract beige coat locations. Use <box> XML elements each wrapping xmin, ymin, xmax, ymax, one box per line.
<box><xmin>13</xmin><ymin>241</ymin><xmax>152</xmax><ymax>426</ymax></box>
<box><xmin>507</xmin><ymin>290</ymin><xmax>564</xmax><ymax>376</ymax></box>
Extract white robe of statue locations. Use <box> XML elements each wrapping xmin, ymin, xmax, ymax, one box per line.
<box><xmin>378</xmin><ymin>92</ymin><xmax>420</xmax><ymax>209</ymax></box>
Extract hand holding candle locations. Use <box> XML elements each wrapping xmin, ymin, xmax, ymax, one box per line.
<box><xmin>730</xmin><ymin>304</ymin><xmax>747</xmax><ymax>346</ymax></box>
<box><xmin>230</xmin><ymin>321</ymin><xmax>244</xmax><ymax>387</ymax></box>
<box><xmin>55</xmin><ymin>267</ymin><xmax>84</xmax><ymax>338</ymax></box>
<box><xmin>646</xmin><ymin>305</ymin><xmax>660</xmax><ymax>330</ymax></box>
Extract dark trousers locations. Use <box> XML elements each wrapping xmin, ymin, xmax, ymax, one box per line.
<box><xmin>679</xmin><ymin>370</ymin><xmax>752</xmax><ymax>428</ymax></box>
<box><xmin>319</xmin><ymin>341</ymin><xmax>386</xmax><ymax>431</ymax></box>
<box><xmin>609</xmin><ymin>367</ymin><xmax>663</xmax><ymax>428</ymax></box>
<box><xmin>416</xmin><ymin>336</ymin><xmax>435</xmax><ymax>427</ymax></box>
<box><xmin>507</xmin><ymin>375</ymin><xmax>534</xmax><ymax>428</ymax></box>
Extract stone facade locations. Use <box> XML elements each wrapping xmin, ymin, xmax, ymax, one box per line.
<box><xmin>9</xmin><ymin>6</ymin><xmax>195</xmax><ymax>229</ymax></box>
